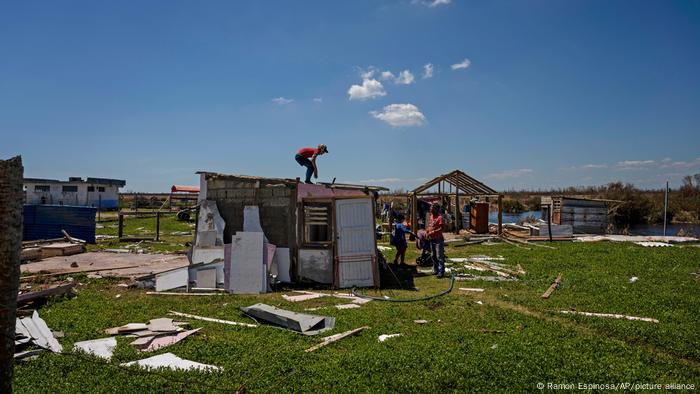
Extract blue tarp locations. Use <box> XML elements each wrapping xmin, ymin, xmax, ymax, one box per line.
<box><xmin>23</xmin><ymin>204</ymin><xmax>97</xmax><ymax>243</ymax></box>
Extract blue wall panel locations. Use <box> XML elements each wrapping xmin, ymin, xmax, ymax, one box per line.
<box><xmin>23</xmin><ymin>205</ymin><xmax>97</xmax><ymax>243</ymax></box>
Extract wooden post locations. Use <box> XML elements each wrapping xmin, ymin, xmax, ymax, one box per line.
<box><xmin>0</xmin><ymin>156</ymin><xmax>23</xmax><ymax>393</ymax></box>
<box><xmin>455</xmin><ymin>188</ymin><xmax>461</xmax><ymax>233</ymax></box>
<box><xmin>497</xmin><ymin>195</ymin><xmax>503</xmax><ymax>235</ymax></box>
<box><xmin>411</xmin><ymin>193</ymin><xmax>418</xmax><ymax>231</ymax></box>
<box><xmin>118</xmin><ymin>213</ymin><xmax>124</xmax><ymax>238</ymax></box>
<box><xmin>156</xmin><ymin>211</ymin><xmax>161</xmax><ymax>241</ymax></box>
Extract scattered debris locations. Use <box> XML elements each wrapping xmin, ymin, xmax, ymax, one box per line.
<box><xmin>73</xmin><ymin>337</ymin><xmax>117</xmax><ymax>360</ymax></box>
<box><xmin>332</xmin><ymin>293</ymin><xmax>372</xmax><ymax>304</ymax></box>
<box><xmin>459</xmin><ymin>288</ymin><xmax>485</xmax><ymax>292</ymax></box>
<box><xmin>121</xmin><ymin>353</ymin><xmax>221</xmax><ymax>372</ymax></box>
<box><xmin>282</xmin><ymin>291</ymin><xmax>327</xmax><ymax>302</ymax></box>
<box><xmin>17</xmin><ymin>282</ymin><xmax>76</xmax><ymax>306</ymax></box>
<box><xmin>455</xmin><ymin>274</ymin><xmax>516</xmax><ymax>282</ymax></box>
<box><xmin>576</xmin><ymin>235</ymin><xmax>697</xmax><ymax>243</ymax></box>
<box><xmin>145</xmin><ymin>328</ymin><xmax>201</xmax><ymax>352</ymax></box>
<box><xmin>168</xmin><ymin>311</ymin><xmax>258</xmax><ymax>328</ymax></box>
<box><xmin>541</xmin><ymin>273</ymin><xmax>562</xmax><ymax>299</ymax></box>
<box><xmin>146</xmin><ymin>292</ymin><xmax>222</xmax><ymax>296</ymax></box>
<box><xmin>559</xmin><ymin>310</ymin><xmax>659</xmax><ymax>323</ymax></box>
<box><xmin>490</xmin><ymin>344</ymin><xmax>498</xmax><ymax>349</ymax></box>
<box><xmin>480</xmin><ymin>329</ymin><xmax>504</xmax><ymax>334</ymax></box>
<box><xmin>629</xmin><ymin>276</ymin><xmax>639</xmax><ymax>283</ymax></box>
<box><xmin>378</xmin><ymin>333</ymin><xmax>401</xmax><ymax>342</ymax></box>
<box><xmin>335</xmin><ymin>303</ymin><xmax>360</xmax><ymax>310</ymax></box>
<box><xmin>305</xmin><ymin>326</ymin><xmax>369</xmax><ymax>352</ymax></box>
<box><xmin>105</xmin><ymin>323</ymin><xmax>148</xmax><ymax>335</ymax></box>
<box><xmin>241</xmin><ymin>303</ymin><xmax>335</xmax><ymax>335</ymax></box>
<box><xmin>377</xmin><ymin>246</ymin><xmax>392</xmax><ymax>252</ymax></box>
<box><xmin>634</xmin><ymin>241</ymin><xmax>673</xmax><ymax>247</ymax></box>
<box><xmin>16</xmin><ymin>311</ymin><xmax>63</xmax><ymax>353</ymax></box>
<box><xmin>414</xmin><ymin>320</ymin><xmax>429</xmax><ymax>324</ymax></box>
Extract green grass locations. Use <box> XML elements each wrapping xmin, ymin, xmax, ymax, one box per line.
<box><xmin>14</xmin><ymin>242</ymin><xmax>700</xmax><ymax>393</ymax></box>
<box><xmin>91</xmin><ymin>214</ymin><xmax>194</xmax><ymax>253</ymax></box>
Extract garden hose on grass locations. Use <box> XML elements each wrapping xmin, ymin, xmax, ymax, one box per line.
<box><xmin>351</xmin><ymin>273</ymin><xmax>455</xmax><ymax>303</ymax></box>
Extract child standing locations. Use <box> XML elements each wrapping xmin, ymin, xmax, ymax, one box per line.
<box><xmin>391</xmin><ymin>214</ymin><xmax>415</xmax><ymax>265</ymax></box>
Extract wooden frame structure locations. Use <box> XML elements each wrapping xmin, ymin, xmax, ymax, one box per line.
<box><xmin>408</xmin><ymin>169</ymin><xmax>504</xmax><ymax>234</ymax></box>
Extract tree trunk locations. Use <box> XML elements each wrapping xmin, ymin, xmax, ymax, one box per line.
<box><xmin>0</xmin><ymin>156</ymin><xmax>23</xmax><ymax>393</ymax></box>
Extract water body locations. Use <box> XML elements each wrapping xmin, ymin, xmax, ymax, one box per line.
<box><xmin>487</xmin><ymin>210</ymin><xmax>698</xmax><ymax>236</ymax></box>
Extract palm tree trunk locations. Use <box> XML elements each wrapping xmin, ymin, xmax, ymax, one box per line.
<box><xmin>0</xmin><ymin>156</ymin><xmax>23</xmax><ymax>393</ymax></box>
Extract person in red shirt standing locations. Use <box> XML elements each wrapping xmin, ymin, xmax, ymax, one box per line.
<box><xmin>427</xmin><ymin>203</ymin><xmax>446</xmax><ymax>278</ymax></box>
<box><xmin>295</xmin><ymin>144</ymin><xmax>328</xmax><ymax>184</ymax></box>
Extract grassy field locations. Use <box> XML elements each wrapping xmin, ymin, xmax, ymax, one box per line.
<box><xmin>14</xmin><ymin>241</ymin><xmax>700</xmax><ymax>393</ymax></box>
<box><xmin>91</xmin><ymin>213</ymin><xmax>194</xmax><ymax>253</ymax></box>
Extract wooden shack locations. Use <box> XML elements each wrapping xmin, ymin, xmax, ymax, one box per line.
<box><xmin>197</xmin><ymin>172</ymin><xmax>387</xmax><ymax>288</ymax></box>
<box><xmin>407</xmin><ymin>170</ymin><xmax>503</xmax><ymax>234</ymax></box>
<box><xmin>541</xmin><ymin>196</ymin><xmax>608</xmax><ymax>234</ymax></box>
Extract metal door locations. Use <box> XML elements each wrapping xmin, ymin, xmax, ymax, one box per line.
<box><xmin>335</xmin><ymin>198</ymin><xmax>375</xmax><ymax>288</ymax></box>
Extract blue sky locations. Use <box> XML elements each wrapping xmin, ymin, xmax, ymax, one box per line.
<box><xmin>1</xmin><ymin>0</ymin><xmax>699</xmax><ymax>192</ymax></box>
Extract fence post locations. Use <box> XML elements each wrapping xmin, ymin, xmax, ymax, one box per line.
<box><xmin>156</xmin><ymin>211</ymin><xmax>160</xmax><ymax>241</ymax></box>
<box><xmin>118</xmin><ymin>213</ymin><xmax>124</xmax><ymax>239</ymax></box>
<box><xmin>0</xmin><ymin>156</ymin><xmax>23</xmax><ymax>393</ymax></box>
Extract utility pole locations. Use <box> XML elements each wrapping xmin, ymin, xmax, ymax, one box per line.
<box><xmin>0</xmin><ymin>156</ymin><xmax>23</xmax><ymax>393</ymax></box>
<box><xmin>663</xmin><ymin>180</ymin><xmax>669</xmax><ymax>236</ymax></box>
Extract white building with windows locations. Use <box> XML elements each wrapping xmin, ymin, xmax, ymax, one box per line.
<box><xmin>23</xmin><ymin>177</ymin><xmax>126</xmax><ymax>209</ymax></box>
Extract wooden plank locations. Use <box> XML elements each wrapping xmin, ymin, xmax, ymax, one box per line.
<box><xmin>20</xmin><ymin>264</ymin><xmax>141</xmax><ymax>281</ymax></box>
<box><xmin>17</xmin><ymin>283</ymin><xmax>76</xmax><ymax>305</ymax></box>
<box><xmin>559</xmin><ymin>310</ymin><xmax>659</xmax><ymax>323</ymax></box>
<box><xmin>168</xmin><ymin>311</ymin><xmax>257</xmax><ymax>328</ymax></box>
<box><xmin>305</xmin><ymin>326</ymin><xmax>369</xmax><ymax>352</ymax></box>
<box><xmin>541</xmin><ymin>273</ymin><xmax>562</xmax><ymax>299</ymax></box>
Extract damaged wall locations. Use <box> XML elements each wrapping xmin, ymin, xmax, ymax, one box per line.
<box><xmin>202</xmin><ymin>174</ymin><xmax>297</xmax><ymax>251</ymax></box>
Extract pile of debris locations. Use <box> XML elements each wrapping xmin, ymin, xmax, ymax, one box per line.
<box><xmin>154</xmin><ymin>203</ymin><xmax>291</xmax><ymax>294</ymax></box>
<box><xmin>21</xmin><ymin>230</ymin><xmax>86</xmax><ymax>262</ymax></box>
<box><xmin>101</xmin><ymin>317</ymin><xmax>200</xmax><ymax>354</ymax></box>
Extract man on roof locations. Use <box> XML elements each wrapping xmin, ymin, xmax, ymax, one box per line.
<box><xmin>295</xmin><ymin>144</ymin><xmax>328</xmax><ymax>184</ymax></box>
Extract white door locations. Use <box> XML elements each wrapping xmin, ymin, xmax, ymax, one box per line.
<box><xmin>335</xmin><ymin>198</ymin><xmax>375</xmax><ymax>288</ymax></box>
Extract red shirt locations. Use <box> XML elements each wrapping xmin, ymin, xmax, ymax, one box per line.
<box><xmin>428</xmin><ymin>213</ymin><xmax>444</xmax><ymax>240</ymax></box>
<box><xmin>297</xmin><ymin>147</ymin><xmax>319</xmax><ymax>158</ymax></box>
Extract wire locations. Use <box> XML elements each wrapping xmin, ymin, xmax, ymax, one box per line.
<box><xmin>351</xmin><ymin>273</ymin><xmax>454</xmax><ymax>303</ymax></box>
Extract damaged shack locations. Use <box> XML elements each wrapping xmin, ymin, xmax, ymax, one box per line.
<box><xmin>192</xmin><ymin>172</ymin><xmax>387</xmax><ymax>290</ymax></box>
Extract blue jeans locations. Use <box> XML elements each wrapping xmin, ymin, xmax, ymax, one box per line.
<box><xmin>431</xmin><ymin>238</ymin><xmax>445</xmax><ymax>275</ymax></box>
<box><xmin>295</xmin><ymin>154</ymin><xmax>314</xmax><ymax>183</ymax></box>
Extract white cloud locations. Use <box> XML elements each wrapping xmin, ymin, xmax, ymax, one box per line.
<box><xmin>429</xmin><ymin>0</ymin><xmax>451</xmax><ymax>6</ymax></box>
<box><xmin>422</xmin><ymin>63</ymin><xmax>434</xmax><ymax>79</ymax></box>
<box><xmin>659</xmin><ymin>157</ymin><xmax>700</xmax><ymax>169</ymax></box>
<box><xmin>414</xmin><ymin>0</ymin><xmax>451</xmax><ymax>7</ymax></box>
<box><xmin>581</xmin><ymin>163</ymin><xmax>608</xmax><ymax>169</ymax></box>
<box><xmin>380</xmin><ymin>69</ymin><xmax>415</xmax><ymax>85</ymax></box>
<box><xmin>313</xmin><ymin>97</ymin><xmax>323</xmax><ymax>103</ymax></box>
<box><xmin>380</xmin><ymin>70</ymin><xmax>395</xmax><ymax>80</ymax></box>
<box><xmin>271</xmin><ymin>97</ymin><xmax>293</xmax><ymax>105</ymax></box>
<box><xmin>348</xmin><ymin>77</ymin><xmax>386</xmax><ymax>100</ymax></box>
<box><xmin>484</xmin><ymin>168</ymin><xmax>533</xmax><ymax>179</ymax></box>
<box><xmin>370</xmin><ymin>103</ymin><xmax>427</xmax><ymax>127</ymax></box>
<box><xmin>451</xmin><ymin>58</ymin><xmax>471</xmax><ymax>70</ymax></box>
<box><xmin>616</xmin><ymin>160</ymin><xmax>655</xmax><ymax>170</ymax></box>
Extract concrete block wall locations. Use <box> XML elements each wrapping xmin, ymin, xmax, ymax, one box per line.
<box><xmin>205</xmin><ymin>176</ymin><xmax>296</xmax><ymax>248</ymax></box>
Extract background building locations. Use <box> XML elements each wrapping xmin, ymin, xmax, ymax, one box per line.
<box><xmin>23</xmin><ymin>177</ymin><xmax>126</xmax><ymax>209</ymax></box>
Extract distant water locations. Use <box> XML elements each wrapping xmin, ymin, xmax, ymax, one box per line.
<box><xmin>486</xmin><ymin>210</ymin><xmax>698</xmax><ymax>236</ymax></box>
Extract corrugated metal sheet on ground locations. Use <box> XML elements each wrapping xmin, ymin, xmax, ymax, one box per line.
<box><xmin>23</xmin><ymin>204</ymin><xmax>97</xmax><ymax>243</ymax></box>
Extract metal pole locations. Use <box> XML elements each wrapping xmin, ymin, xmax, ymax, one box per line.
<box><xmin>663</xmin><ymin>181</ymin><xmax>668</xmax><ymax>236</ymax></box>
<box><xmin>156</xmin><ymin>211</ymin><xmax>160</xmax><ymax>241</ymax></box>
<box><xmin>118</xmin><ymin>213</ymin><xmax>124</xmax><ymax>239</ymax></box>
